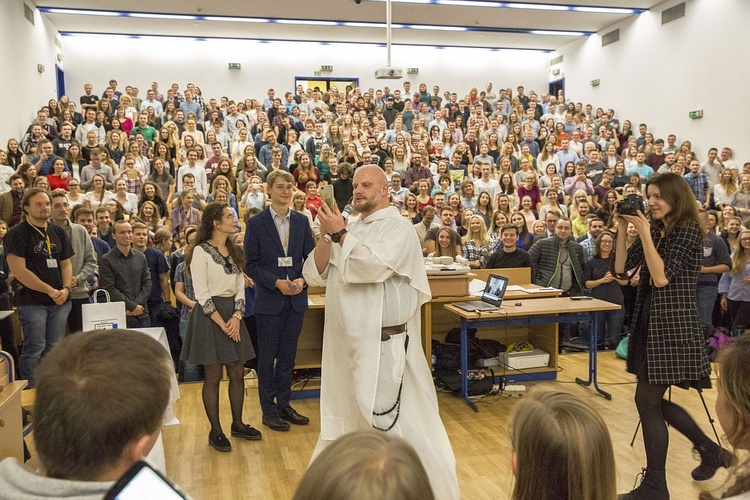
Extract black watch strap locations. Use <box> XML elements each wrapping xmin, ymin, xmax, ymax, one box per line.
<box><xmin>331</xmin><ymin>228</ymin><xmax>347</xmax><ymax>243</ymax></box>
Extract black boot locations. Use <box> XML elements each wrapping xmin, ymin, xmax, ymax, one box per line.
<box><xmin>692</xmin><ymin>441</ymin><xmax>733</xmax><ymax>481</ymax></box>
<box><xmin>618</xmin><ymin>468</ymin><xmax>669</xmax><ymax>500</ymax></box>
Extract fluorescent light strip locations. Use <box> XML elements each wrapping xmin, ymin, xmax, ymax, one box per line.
<box><xmin>410</xmin><ymin>24</ymin><xmax>468</xmax><ymax>31</ymax></box>
<box><xmin>573</xmin><ymin>6</ymin><xmax>637</xmax><ymax>14</ymax></box>
<box><xmin>531</xmin><ymin>29</ymin><xmax>586</xmax><ymax>36</ymax></box>
<box><xmin>44</xmin><ymin>8</ymin><xmax>121</xmax><ymax>17</ymax></box>
<box><xmin>39</xmin><ymin>6</ymin><xmax>589</xmax><ymax>36</ymax></box>
<box><xmin>275</xmin><ymin>19</ymin><xmax>338</xmax><ymax>26</ymax></box>
<box><xmin>128</xmin><ymin>13</ymin><xmax>197</xmax><ymax>20</ymax></box>
<box><xmin>370</xmin><ymin>0</ymin><xmax>644</xmax><ymax>13</ymax></box>
<box><xmin>203</xmin><ymin>16</ymin><xmax>270</xmax><ymax>23</ymax></box>
<box><xmin>507</xmin><ymin>3</ymin><xmax>568</xmax><ymax>11</ymax></box>
<box><xmin>60</xmin><ymin>31</ymin><xmax>551</xmax><ymax>53</ymax></box>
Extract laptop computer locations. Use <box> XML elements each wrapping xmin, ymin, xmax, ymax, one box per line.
<box><xmin>453</xmin><ymin>274</ymin><xmax>509</xmax><ymax>312</ymax></box>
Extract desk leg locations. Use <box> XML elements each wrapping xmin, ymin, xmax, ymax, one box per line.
<box><xmin>575</xmin><ymin>312</ymin><xmax>612</xmax><ymax>400</ymax></box>
<box><xmin>461</xmin><ymin>319</ymin><xmax>478</xmax><ymax>412</ymax></box>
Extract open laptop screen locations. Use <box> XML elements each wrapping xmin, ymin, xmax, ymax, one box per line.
<box><xmin>483</xmin><ymin>274</ymin><xmax>509</xmax><ymax>306</ymax></box>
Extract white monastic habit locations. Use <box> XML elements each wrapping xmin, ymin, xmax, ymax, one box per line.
<box><xmin>303</xmin><ymin>206</ymin><xmax>459</xmax><ymax>500</ymax></box>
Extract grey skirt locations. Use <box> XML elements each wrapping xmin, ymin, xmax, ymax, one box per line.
<box><xmin>181</xmin><ymin>295</ymin><xmax>255</xmax><ymax>365</ymax></box>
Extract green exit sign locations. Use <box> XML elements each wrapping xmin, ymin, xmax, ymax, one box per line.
<box><xmin>407</xmin><ymin>67</ymin><xmax>419</xmax><ymax>74</ymax></box>
<box><xmin>228</xmin><ymin>62</ymin><xmax>241</xmax><ymax>70</ymax></box>
<box><xmin>314</xmin><ymin>70</ymin><xmax>322</xmax><ymax>77</ymax></box>
<box><xmin>590</xmin><ymin>78</ymin><xmax>600</xmax><ymax>87</ymax></box>
<box><xmin>321</xmin><ymin>65</ymin><xmax>333</xmax><ymax>72</ymax></box>
<box><xmin>689</xmin><ymin>109</ymin><xmax>703</xmax><ymax>119</ymax></box>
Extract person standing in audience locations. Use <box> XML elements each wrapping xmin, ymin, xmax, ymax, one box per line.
<box><xmin>304</xmin><ymin>165</ymin><xmax>459</xmax><ymax>499</ymax></box>
<box><xmin>0</xmin><ymin>174</ymin><xmax>26</xmax><ymax>228</ymax></box>
<box><xmin>99</xmin><ymin>219</ymin><xmax>151</xmax><ymax>328</ymax></box>
<box><xmin>182</xmin><ymin>203</ymin><xmax>259</xmax><ymax>451</ymax></box>
<box><xmin>4</xmin><ymin>188</ymin><xmax>73</xmax><ymax>387</ymax></box>
<box><xmin>509</xmin><ymin>387</ymin><xmax>616</xmax><ymax>500</ymax></box>
<box><xmin>719</xmin><ymin>228</ymin><xmax>750</xmax><ymax>334</ymax></box>
<box><xmin>49</xmin><ymin>192</ymin><xmax>96</xmax><ymax>334</ymax></box>
<box><xmin>584</xmin><ymin>231</ymin><xmax>627</xmax><ymax>348</ymax></box>
<box><xmin>614</xmin><ymin>172</ymin><xmax>727</xmax><ymax>499</ymax></box>
<box><xmin>245</xmin><ymin>170</ymin><xmax>315</xmax><ymax>432</ymax></box>
<box><xmin>695</xmin><ymin>209</ymin><xmax>731</xmax><ymax>331</ymax></box>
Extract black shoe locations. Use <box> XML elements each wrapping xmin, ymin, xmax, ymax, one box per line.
<box><xmin>262</xmin><ymin>412</ymin><xmax>291</xmax><ymax>431</ymax></box>
<box><xmin>208</xmin><ymin>432</ymin><xmax>232</xmax><ymax>452</ymax></box>
<box><xmin>618</xmin><ymin>468</ymin><xmax>669</xmax><ymax>500</ymax></box>
<box><xmin>279</xmin><ymin>406</ymin><xmax>310</xmax><ymax>425</ymax></box>
<box><xmin>231</xmin><ymin>422</ymin><xmax>263</xmax><ymax>441</ymax></box>
<box><xmin>692</xmin><ymin>441</ymin><xmax>734</xmax><ymax>481</ymax></box>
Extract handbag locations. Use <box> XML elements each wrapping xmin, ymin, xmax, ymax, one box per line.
<box><xmin>82</xmin><ymin>290</ymin><xmax>127</xmax><ymax>331</ymax></box>
<box><xmin>615</xmin><ymin>334</ymin><xmax>629</xmax><ymax>360</ymax></box>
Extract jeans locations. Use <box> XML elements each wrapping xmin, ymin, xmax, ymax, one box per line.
<box><xmin>696</xmin><ymin>284</ymin><xmax>718</xmax><ymax>329</ymax></box>
<box><xmin>179</xmin><ymin>316</ymin><xmax>201</xmax><ymax>382</ymax></box>
<box><xmin>18</xmin><ymin>301</ymin><xmax>72</xmax><ymax>388</ymax></box>
<box><xmin>596</xmin><ymin>309</ymin><xmax>625</xmax><ymax>348</ymax></box>
<box><xmin>126</xmin><ymin>314</ymin><xmax>151</xmax><ymax>329</ymax></box>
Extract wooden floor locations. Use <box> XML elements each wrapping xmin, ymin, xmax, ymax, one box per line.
<box><xmin>162</xmin><ymin>352</ymin><xmax>735</xmax><ymax>499</ymax></box>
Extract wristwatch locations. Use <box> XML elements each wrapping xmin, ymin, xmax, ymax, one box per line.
<box><xmin>330</xmin><ymin>228</ymin><xmax>347</xmax><ymax>243</ymax></box>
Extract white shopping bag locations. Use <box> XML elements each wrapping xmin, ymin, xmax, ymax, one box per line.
<box><xmin>81</xmin><ymin>290</ymin><xmax>127</xmax><ymax>331</ymax></box>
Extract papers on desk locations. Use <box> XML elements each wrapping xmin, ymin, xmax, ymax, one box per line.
<box><xmin>523</xmin><ymin>287</ymin><xmax>562</xmax><ymax>294</ymax></box>
<box><xmin>308</xmin><ymin>298</ymin><xmax>316</xmax><ymax>306</ymax></box>
<box><xmin>469</xmin><ymin>279</ymin><xmax>486</xmax><ymax>297</ymax></box>
<box><xmin>506</xmin><ymin>285</ymin><xmax>525</xmax><ymax>292</ymax></box>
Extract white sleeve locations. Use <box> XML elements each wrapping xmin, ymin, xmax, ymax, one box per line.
<box><xmin>189</xmin><ymin>246</ymin><xmax>216</xmax><ymax>315</ymax></box>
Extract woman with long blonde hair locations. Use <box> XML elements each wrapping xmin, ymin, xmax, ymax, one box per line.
<box><xmin>461</xmin><ymin>215</ymin><xmax>495</xmax><ymax>269</ymax></box>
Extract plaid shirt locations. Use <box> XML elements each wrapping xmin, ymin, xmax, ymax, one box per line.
<box><xmin>117</xmin><ymin>170</ymin><xmax>143</xmax><ymax>195</ymax></box>
<box><xmin>580</xmin><ymin>236</ymin><xmax>595</xmax><ymax>262</ymax></box>
<box><xmin>462</xmin><ymin>236</ymin><xmax>498</xmax><ymax>263</ymax></box>
<box><xmin>683</xmin><ymin>172</ymin><xmax>709</xmax><ymax>203</ymax></box>
<box><xmin>173</xmin><ymin>261</ymin><xmax>195</xmax><ymax>320</ymax></box>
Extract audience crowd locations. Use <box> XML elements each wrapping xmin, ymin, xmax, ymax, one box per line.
<box><xmin>0</xmin><ymin>78</ymin><xmax>748</xmax><ymax>498</ymax></box>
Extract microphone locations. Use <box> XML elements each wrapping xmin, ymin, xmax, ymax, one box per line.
<box><xmin>342</xmin><ymin>204</ymin><xmax>355</xmax><ymax>220</ymax></box>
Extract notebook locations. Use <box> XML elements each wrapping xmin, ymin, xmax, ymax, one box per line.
<box><xmin>453</xmin><ymin>274</ymin><xmax>509</xmax><ymax>312</ymax></box>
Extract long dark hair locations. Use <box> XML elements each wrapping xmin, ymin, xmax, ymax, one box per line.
<box><xmin>185</xmin><ymin>202</ymin><xmax>244</xmax><ymax>273</ymax></box>
<box><xmin>645</xmin><ymin>172</ymin><xmax>702</xmax><ymax>233</ymax></box>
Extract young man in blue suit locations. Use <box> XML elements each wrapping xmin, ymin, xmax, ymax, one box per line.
<box><xmin>244</xmin><ymin>170</ymin><xmax>315</xmax><ymax>431</ymax></box>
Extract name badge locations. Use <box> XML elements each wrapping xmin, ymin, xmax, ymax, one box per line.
<box><xmin>278</xmin><ymin>257</ymin><xmax>293</xmax><ymax>267</ymax></box>
<box><xmin>47</xmin><ymin>259</ymin><xmax>58</xmax><ymax>268</ymax></box>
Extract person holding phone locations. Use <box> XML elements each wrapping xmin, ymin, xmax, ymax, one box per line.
<box><xmin>614</xmin><ymin>172</ymin><xmax>727</xmax><ymax>499</ymax></box>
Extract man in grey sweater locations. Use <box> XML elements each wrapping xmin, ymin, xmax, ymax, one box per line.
<box><xmin>50</xmin><ymin>192</ymin><xmax>97</xmax><ymax>333</ymax></box>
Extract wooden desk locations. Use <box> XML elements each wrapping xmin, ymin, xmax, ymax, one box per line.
<box><xmin>297</xmin><ymin>285</ymin><xmax>561</xmax><ymax>372</ymax></box>
<box><xmin>0</xmin><ymin>380</ymin><xmax>27</xmax><ymax>461</ymax></box>
<box><xmin>444</xmin><ymin>297</ymin><xmax>622</xmax><ymax>411</ymax></box>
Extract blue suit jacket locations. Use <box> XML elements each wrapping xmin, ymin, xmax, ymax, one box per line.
<box><xmin>244</xmin><ymin>208</ymin><xmax>315</xmax><ymax>315</ymax></box>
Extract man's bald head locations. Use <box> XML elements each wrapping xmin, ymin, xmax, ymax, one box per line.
<box><xmin>352</xmin><ymin>165</ymin><xmax>389</xmax><ymax>218</ymax></box>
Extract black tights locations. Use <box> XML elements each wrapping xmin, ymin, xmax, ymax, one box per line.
<box><xmin>634</xmin><ymin>379</ymin><xmax>711</xmax><ymax>470</ymax></box>
<box><xmin>202</xmin><ymin>363</ymin><xmax>247</xmax><ymax>435</ymax></box>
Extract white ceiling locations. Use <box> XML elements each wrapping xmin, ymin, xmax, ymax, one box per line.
<box><xmin>37</xmin><ymin>0</ymin><xmax>665</xmax><ymax>52</ymax></box>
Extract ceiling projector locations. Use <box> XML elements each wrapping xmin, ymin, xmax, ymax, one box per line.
<box><xmin>374</xmin><ymin>67</ymin><xmax>403</xmax><ymax>79</ymax></box>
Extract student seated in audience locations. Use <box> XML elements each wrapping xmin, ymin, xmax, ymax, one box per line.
<box><xmin>509</xmin><ymin>386</ymin><xmax>616</xmax><ymax>500</ymax></box>
<box><xmin>293</xmin><ymin>431</ymin><xmax>434</xmax><ymax>500</ymax></box>
<box><xmin>0</xmin><ymin>330</ymin><xmax>177</xmax><ymax>498</ymax></box>
<box><xmin>484</xmin><ymin>223</ymin><xmax>532</xmax><ymax>269</ymax></box>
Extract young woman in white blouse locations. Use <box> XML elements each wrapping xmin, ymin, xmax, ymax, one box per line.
<box><xmin>181</xmin><ymin>202</ymin><xmax>259</xmax><ymax>452</ymax></box>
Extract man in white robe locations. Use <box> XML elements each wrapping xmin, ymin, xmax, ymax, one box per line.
<box><xmin>303</xmin><ymin>165</ymin><xmax>459</xmax><ymax>500</ymax></box>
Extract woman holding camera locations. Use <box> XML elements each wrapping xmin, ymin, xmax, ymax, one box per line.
<box><xmin>614</xmin><ymin>172</ymin><xmax>729</xmax><ymax>499</ymax></box>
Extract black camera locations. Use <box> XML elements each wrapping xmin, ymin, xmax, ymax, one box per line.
<box><xmin>616</xmin><ymin>194</ymin><xmax>646</xmax><ymax>216</ymax></box>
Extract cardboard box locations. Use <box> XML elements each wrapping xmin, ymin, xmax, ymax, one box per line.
<box><xmin>428</xmin><ymin>273</ymin><xmax>475</xmax><ymax>297</ymax></box>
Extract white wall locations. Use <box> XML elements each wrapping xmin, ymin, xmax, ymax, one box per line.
<box><xmin>60</xmin><ymin>34</ymin><xmax>550</xmax><ymax>107</ymax></box>
<box><xmin>552</xmin><ymin>0</ymin><xmax>749</xmax><ymax>163</ymax></box>
<box><xmin>0</xmin><ymin>0</ymin><xmax>61</xmax><ymax>142</ymax></box>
